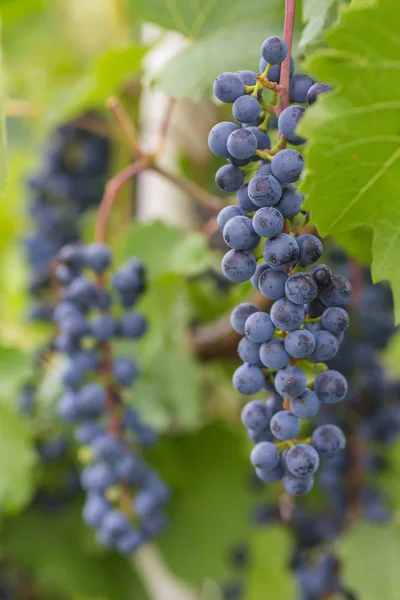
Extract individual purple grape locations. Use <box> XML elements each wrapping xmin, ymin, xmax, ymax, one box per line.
<box><xmin>271</xmin><ymin>149</ymin><xmax>304</xmax><ymax>183</ymax></box>
<box><xmin>263</xmin><ymin>233</ymin><xmax>299</xmax><ymax>270</ymax></box>
<box><xmin>274</xmin><ymin>366</ymin><xmax>307</xmax><ymax>398</ymax></box>
<box><xmin>113</xmin><ymin>358</ymin><xmax>139</xmax><ymax>386</ymax></box>
<box><xmin>247</xmin><ymin>428</ymin><xmax>274</xmax><ymax>444</ymax></box>
<box><xmin>309</xmin><ymin>264</ymin><xmax>333</xmax><ymax>291</ymax></box>
<box><xmin>80</xmin><ymin>463</ymin><xmax>117</xmax><ymax>492</ymax></box>
<box><xmin>119</xmin><ymin>313</ymin><xmax>147</xmax><ymax>339</ymax></box>
<box><xmin>83</xmin><ymin>493</ymin><xmax>110</xmax><ymax>527</ymax></box>
<box><xmin>312</xmin><ymin>424</ymin><xmax>346</xmax><ymax>458</ymax></box>
<box><xmin>296</xmin><ymin>234</ymin><xmax>323</xmax><ymax>266</ymax></box>
<box><xmin>244</xmin><ymin>311</ymin><xmax>275</xmax><ymax>343</ymax></box>
<box><xmin>248</xmin><ymin>174</ymin><xmax>282</xmax><ymax>208</ymax></box>
<box><xmin>101</xmin><ymin>510</ymin><xmax>130</xmax><ymax>540</ymax></box>
<box><xmin>241</xmin><ymin>400</ymin><xmax>271</xmax><ymax>432</ymax></box>
<box><xmin>58</xmin><ymin>392</ymin><xmax>80</xmax><ymax>422</ymax></box>
<box><xmin>238</xmin><ymin>337</ymin><xmax>263</xmax><ymax>366</ymax></box>
<box><xmin>278</xmin><ymin>105</ymin><xmax>306</xmax><ymax>145</ymax></box>
<box><xmin>250</xmin><ymin>441</ymin><xmax>280</xmax><ymax>471</ymax></box>
<box><xmin>270</xmin><ymin>410</ymin><xmax>300</xmax><ymax>440</ymax></box>
<box><xmin>76</xmin><ymin>383</ymin><xmax>106</xmax><ymax>417</ymax></box>
<box><xmin>252</xmin><ymin>207</ymin><xmax>284</xmax><ymax>238</ymax></box>
<box><xmin>290</xmin><ymin>389</ymin><xmax>320</xmax><ymax>419</ymax></box>
<box><xmin>75</xmin><ymin>422</ymin><xmax>103</xmax><ymax>444</ymax></box>
<box><xmin>314</xmin><ymin>370</ymin><xmax>348</xmax><ymax>404</ymax></box>
<box><xmin>261</xmin><ymin>36</ymin><xmax>288</xmax><ymax>64</ymax></box>
<box><xmin>307</xmin><ymin>82</ymin><xmax>332</xmax><ymax>105</ymax></box>
<box><xmin>320</xmin><ymin>274</ymin><xmax>352</xmax><ymax>307</ymax></box>
<box><xmin>84</xmin><ymin>243</ymin><xmax>112</xmax><ymax>272</ymax></box>
<box><xmin>250</xmin><ymin>263</ymin><xmax>269</xmax><ymax>291</ymax></box>
<box><xmin>285</xmin><ymin>329</ymin><xmax>316</xmax><ymax>359</ymax></box>
<box><xmin>232</xmin><ymin>95</ymin><xmax>260</xmax><ymax>123</ymax></box>
<box><xmin>273</xmin><ymin>185</ymin><xmax>303</xmax><ymax>218</ymax></box>
<box><xmin>92</xmin><ymin>434</ymin><xmax>123</xmax><ymax>462</ymax></box>
<box><xmin>227</xmin><ymin>129</ymin><xmax>258</xmax><ymax>160</ymax></box>
<box><xmin>283</xmin><ymin>473</ymin><xmax>314</xmax><ymax>496</ymax></box>
<box><xmin>289</xmin><ymin>73</ymin><xmax>315</xmax><ymax>103</ymax></box>
<box><xmin>270</xmin><ymin>298</ymin><xmax>305</xmax><ymax>331</ymax></box>
<box><xmin>230</xmin><ymin>303</ymin><xmax>259</xmax><ymax>334</ymax></box>
<box><xmin>237</xmin><ymin>69</ymin><xmax>258</xmax><ymax>87</ymax></box>
<box><xmin>90</xmin><ymin>315</ymin><xmax>116</xmax><ymax>341</ymax></box>
<box><xmin>223</xmin><ymin>216</ymin><xmax>260</xmax><ymax>250</ymax></box>
<box><xmin>233</xmin><ymin>363</ymin><xmax>265</xmax><ymax>395</ymax></box>
<box><xmin>312</xmin><ymin>330</ymin><xmax>339</xmax><ymax>361</ymax></box>
<box><xmin>259</xmin><ymin>338</ymin><xmax>290</xmax><ymax>369</ymax></box>
<box><xmin>266</xmin><ymin>57</ymin><xmax>295</xmax><ymax>82</ymax></box>
<box><xmin>215</xmin><ymin>164</ymin><xmax>244</xmax><ymax>192</ymax></box>
<box><xmin>256</xmin><ymin>463</ymin><xmax>284</xmax><ymax>483</ymax></box>
<box><xmin>208</xmin><ymin>122</ymin><xmax>240</xmax><ymax>158</ymax></box>
<box><xmin>321</xmin><ymin>307</ymin><xmax>350</xmax><ymax>336</ymax></box>
<box><xmin>305</xmin><ymin>298</ymin><xmax>326</xmax><ymax>318</ymax></box>
<box><xmin>286</xmin><ymin>443</ymin><xmax>320</xmax><ymax>477</ymax></box>
<box><xmin>236</xmin><ymin>184</ymin><xmax>259</xmax><ymax>211</ymax></box>
<box><xmin>213</xmin><ymin>72</ymin><xmax>245</xmax><ymax>103</ymax></box>
<box><xmin>285</xmin><ymin>272</ymin><xmax>318</xmax><ymax>305</ymax></box>
<box><xmin>257</xmin><ymin>162</ymin><xmax>272</xmax><ymax>176</ymax></box>
<box><xmin>117</xmin><ymin>530</ymin><xmax>145</xmax><ymax>554</ymax></box>
<box><xmin>217</xmin><ymin>206</ymin><xmax>247</xmax><ymax>232</ymax></box>
<box><xmin>222</xmin><ymin>249</ymin><xmax>256</xmax><ymax>282</ymax></box>
<box><xmin>259</xmin><ymin>268</ymin><xmax>287</xmax><ymax>299</ymax></box>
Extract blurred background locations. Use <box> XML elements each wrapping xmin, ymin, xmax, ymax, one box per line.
<box><xmin>0</xmin><ymin>0</ymin><xmax>399</xmax><ymax>599</ymax></box>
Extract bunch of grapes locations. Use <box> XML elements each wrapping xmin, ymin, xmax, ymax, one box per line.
<box><xmin>208</xmin><ymin>36</ymin><xmax>350</xmax><ymax>496</ymax></box>
<box><xmin>52</xmin><ymin>242</ymin><xmax>170</xmax><ymax>553</ymax></box>
<box><xmin>24</xmin><ymin>121</ymin><xmax>110</xmax><ymax>322</ymax></box>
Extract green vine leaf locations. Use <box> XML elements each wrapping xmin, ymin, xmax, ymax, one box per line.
<box><xmin>298</xmin><ymin>0</ymin><xmax>400</xmax><ymax>321</ymax></box>
<box><xmin>0</xmin><ymin>22</ymin><xmax>7</xmax><ymax>190</ymax></box>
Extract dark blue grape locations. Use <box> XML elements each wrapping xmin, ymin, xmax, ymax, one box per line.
<box><xmin>309</xmin><ymin>263</ymin><xmax>333</xmax><ymax>291</ymax></box>
<box><xmin>270</xmin><ymin>297</ymin><xmax>305</xmax><ymax>331</ymax></box>
<box><xmin>217</xmin><ymin>206</ymin><xmax>246</xmax><ymax>232</ymax></box>
<box><xmin>257</xmin><ymin>162</ymin><xmax>272</xmax><ymax>175</ymax></box>
<box><xmin>215</xmin><ymin>164</ymin><xmax>244</xmax><ymax>192</ymax></box>
<box><xmin>285</xmin><ymin>329</ymin><xmax>316</xmax><ymax>358</ymax></box>
<box><xmin>237</xmin><ymin>69</ymin><xmax>257</xmax><ymax>87</ymax></box>
<box><xmin>92</xmin><ymin>434</ymin><xmax>123</xmax><ymax>462</ymax></box>
<box><xmin>113</xmin><ymin>358</ymin><xmax>139</xmax><ymax>386</ymax></box>
<box><xmin>320</xmin><ymin>274</ymin><xmax>352</xmax><ymax>307</ymax></box>
<box><xmin>246</xmin><ymin>127</ymin><xmax>271</xmax><ymax>151</ymax></box>
<box><xmin>81</xmin><ymin>463</ymin><xmax>117</xmax><ymax>492</ymax></box>
<box><xmin>259</xmin><ymin>268</ymin><xmax>287</xmax><ymax>299</ymax></box>
<box><xmin>244</xmin><ymin>311</ymin><xmax>275</xmax><ymax>343</ymax></box>
<box><xmin>227</xmin><ymin>129</ymin><xmax>258</xmax><ymax>160</ymax></box>
<box><xmin>266</xmin><ymin>57</ymin><xmax>295</xmax><ymax>82</ymax></box>
<box><xmin>285</xmin><ymin>272</ymin><xmax>318</xmax><ymax>305</ymax></box>
<box><xmin>286</xmin><ymin>444</ymin><xmax>320</xmax><ymax>477</ymax></box>
<box><xmin>236</xmin><ymin>184</ymin><xmax>258</xmax><ymax>211</ymax></box>
<box><xmin>75</xmin><ymin>422</ymin><xmax>103</xmax><ymax>444</ymax></box>
<box><xmin>230</xmin><ymin>303</ymin><xmax>258</xmax><ymax>334</ymax></box>
<box><xmin>238</xmin><ymin>337</ymin><xmax>263</xmax><ymax>366</ymax></box>
<box><xmin>278</xmin><ymin>105</ymin><xmax>306</xmax><ymax>145</ymax></box>
<box><xmin>283</xmin><ymin>473</ymin><xmax>314</xmax><ymax>495</ymax></box>
<box><xmin>259</xmin><ymin>338</ymin><xmax>290</xmax><ymax>369</ymax></box>
<box><xmin>321</xmin><ymin>307</ymin><xmax>349</xmax><ymax>336</ymax></box>
<box><xmin>307</xmin><ymin>82</ymin><xmax>332</xmax><ymax>105</ymax></box>
<box><xmin>101</xmin><ymin>510</ymin><xmax>130</xmax><ymax>540</ymax></box>
<box><xmin>274</xmin><ymin>366</ymin><xmax>307</xmax><ymax>398</ymax></box>
<box><xmin>241</xmin><ymin>400</ymin><xmax>271</xmax><ymax>432</ymax></box>
<box><xmin>213</xmin><ymin>72</ymin><xmax>245</xmax><ymax>103</ymax></box>
<box><xmin>208</xmin><ymin>122</ymin><xmax>240</xmax><ymax>158</ymax></box>
<box><xmin>248</xmin><ymin>174</ymin><xmax>282</xmax><ymax>208</ymax></box>
<box><xmin>222</xmin><ymin>249</ymin><xmax>256</xmax><ymax>282</ymax></box>
<box><xmin>58</xmin><ymin>392</ymin><xmax>80</xmax><ymax>422</ymax></box>
<box><xmin>90</xmin><ymin>315</ymin><xmax>116</xmax><ymax>341</ymax></box>
<box><xmin>263</xmin><ymin>233</ymin><xmax>299</xmax><ymax>270</ymax></box>
<box><xmin>270</xmin><ymin>410</ymin><xmax>300</xmax><ymax>440</ymax></box>
<box><xmin>271</xmin><ymin>149</ymin><xmax>304</xmax><ymax>183</ymax></box>
<box><xmin>77</xmin><ymin>383</ymin><xmax>106</xmax><ymax>417</ymax></box>
<box><xmin>252</xmin><ymin>207</ymin><xmax>284</xmax><ymax>238</ymax></box>
<box><xmin>312</xmin><ymin>424</ymin><xmax>346</xmax><ymax>458</ymax></box>
<box><xmin>256</xmin><ymin>463</ymin><xmax>284</xmax><ymax>483</ymax></box>
<box><xmin>65</xmin><ymin>275</ymin><xmax>97</xmax><ymax>306</ymax></box>
<box><xmin>305</xmin><ymin>298</ymin><xmax>326</xmax><ymax>318</ymax></box>
<box><xmin>273</xmin><ymin>184</ymin><xmax>302</xmax><ymax>218</ymax></box>
<box><xmin>312</xmin><ymin>330</ymin><xmax>339</xmax><ymax>361</ymax></box>
<box><xmin>84</xmin><ymin>243</ymin><xmax>112</xmax><ymax>272</ymax></box>
<box><xmin>83</xmin><ymin>493</ymin><xmax>110</xmax><ymax>527</ymax></box>
<box><xmin>250</xmin><ymin>262</ymin><xmax>269</xmax><ymax>290</ymax></box>
<box><xmin>289</xmin><ymin>73</ymin><xmax>315</xmax><ymax>103</ymax></box>
<box><xmin>250</xmin><ymin>441</ymin><xmax>280</xmax><ymax>470</ymax></box>
<box><xmin>233</xmin><ymin>363</ymin><xmax>265</xmax><ymax>395</ymax></box>
<box><xmin>117</xmin><ymin>530</ymin><xmax>145</xmax><ymax>554</ymax></box>
<box><xmin>314</xmin><ymin>370</ymin><xmax>348</xmax><ymax>404</ymax></box>
<box><xmin>290</xmin><ymin>389</ymin><xmax>320</xmax><ymax>419</ymax></box>
<box><xmin>232</xmin><ymin>95</ymin><xmax>260</xmax><ymax>123</ymax></box>
<box><xmin>261</xmin><ymin>36</ymin><xmax>288</xmax><ymax>64</ymax></box>
<box><xmin>223</xmin><ymin>216</ymin><xmax>260</xmax><ymax>250</ymax></box>
<box><xmin>296</xmin><ymin>234</ymin><xmax>323</xmax><ymax>266</ymax></box>
<box><xmin>247</xmin><ymin>428</ymin><xmax>274</xmax><ymax>444</ymax></box>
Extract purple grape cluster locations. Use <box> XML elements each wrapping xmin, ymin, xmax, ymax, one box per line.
<box><xmin>208</xmin><ymin>37</ymin><xmax>348</xmax><ymax>496</ymax></box>
<box><xmin>53</xmin><ymin>242</ymin><xmax>170</xmax><ymax>553</ymax></box>
<box><xmin>24</xmin><ymin>121</ymin><xmax>110</xmax><ymax>323</ymax></box>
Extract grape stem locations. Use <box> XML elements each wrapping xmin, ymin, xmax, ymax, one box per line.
<box><xmin>279</xmin><ymin>0</ymin><xmax>297</xmax><ymax>117</ymax></box>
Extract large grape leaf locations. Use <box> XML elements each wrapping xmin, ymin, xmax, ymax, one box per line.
<box><xmin>298</xmin><ymin>0</ymin><xmax>400</xmax><ymax>321</ymax></box>
<box><xmin>340</xmin><ymin>523</ymin><xmax>400</xmax><ymax>600</ymax></box>
<box><xmin>300</xmin><ymin>0</ymin><xmax>338</xmax><ymax>47</ymax></box>
<box><xmin>0</xmin><ymin>22</ymin><xmax>7</xmax><ymax>190</ymax></box>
